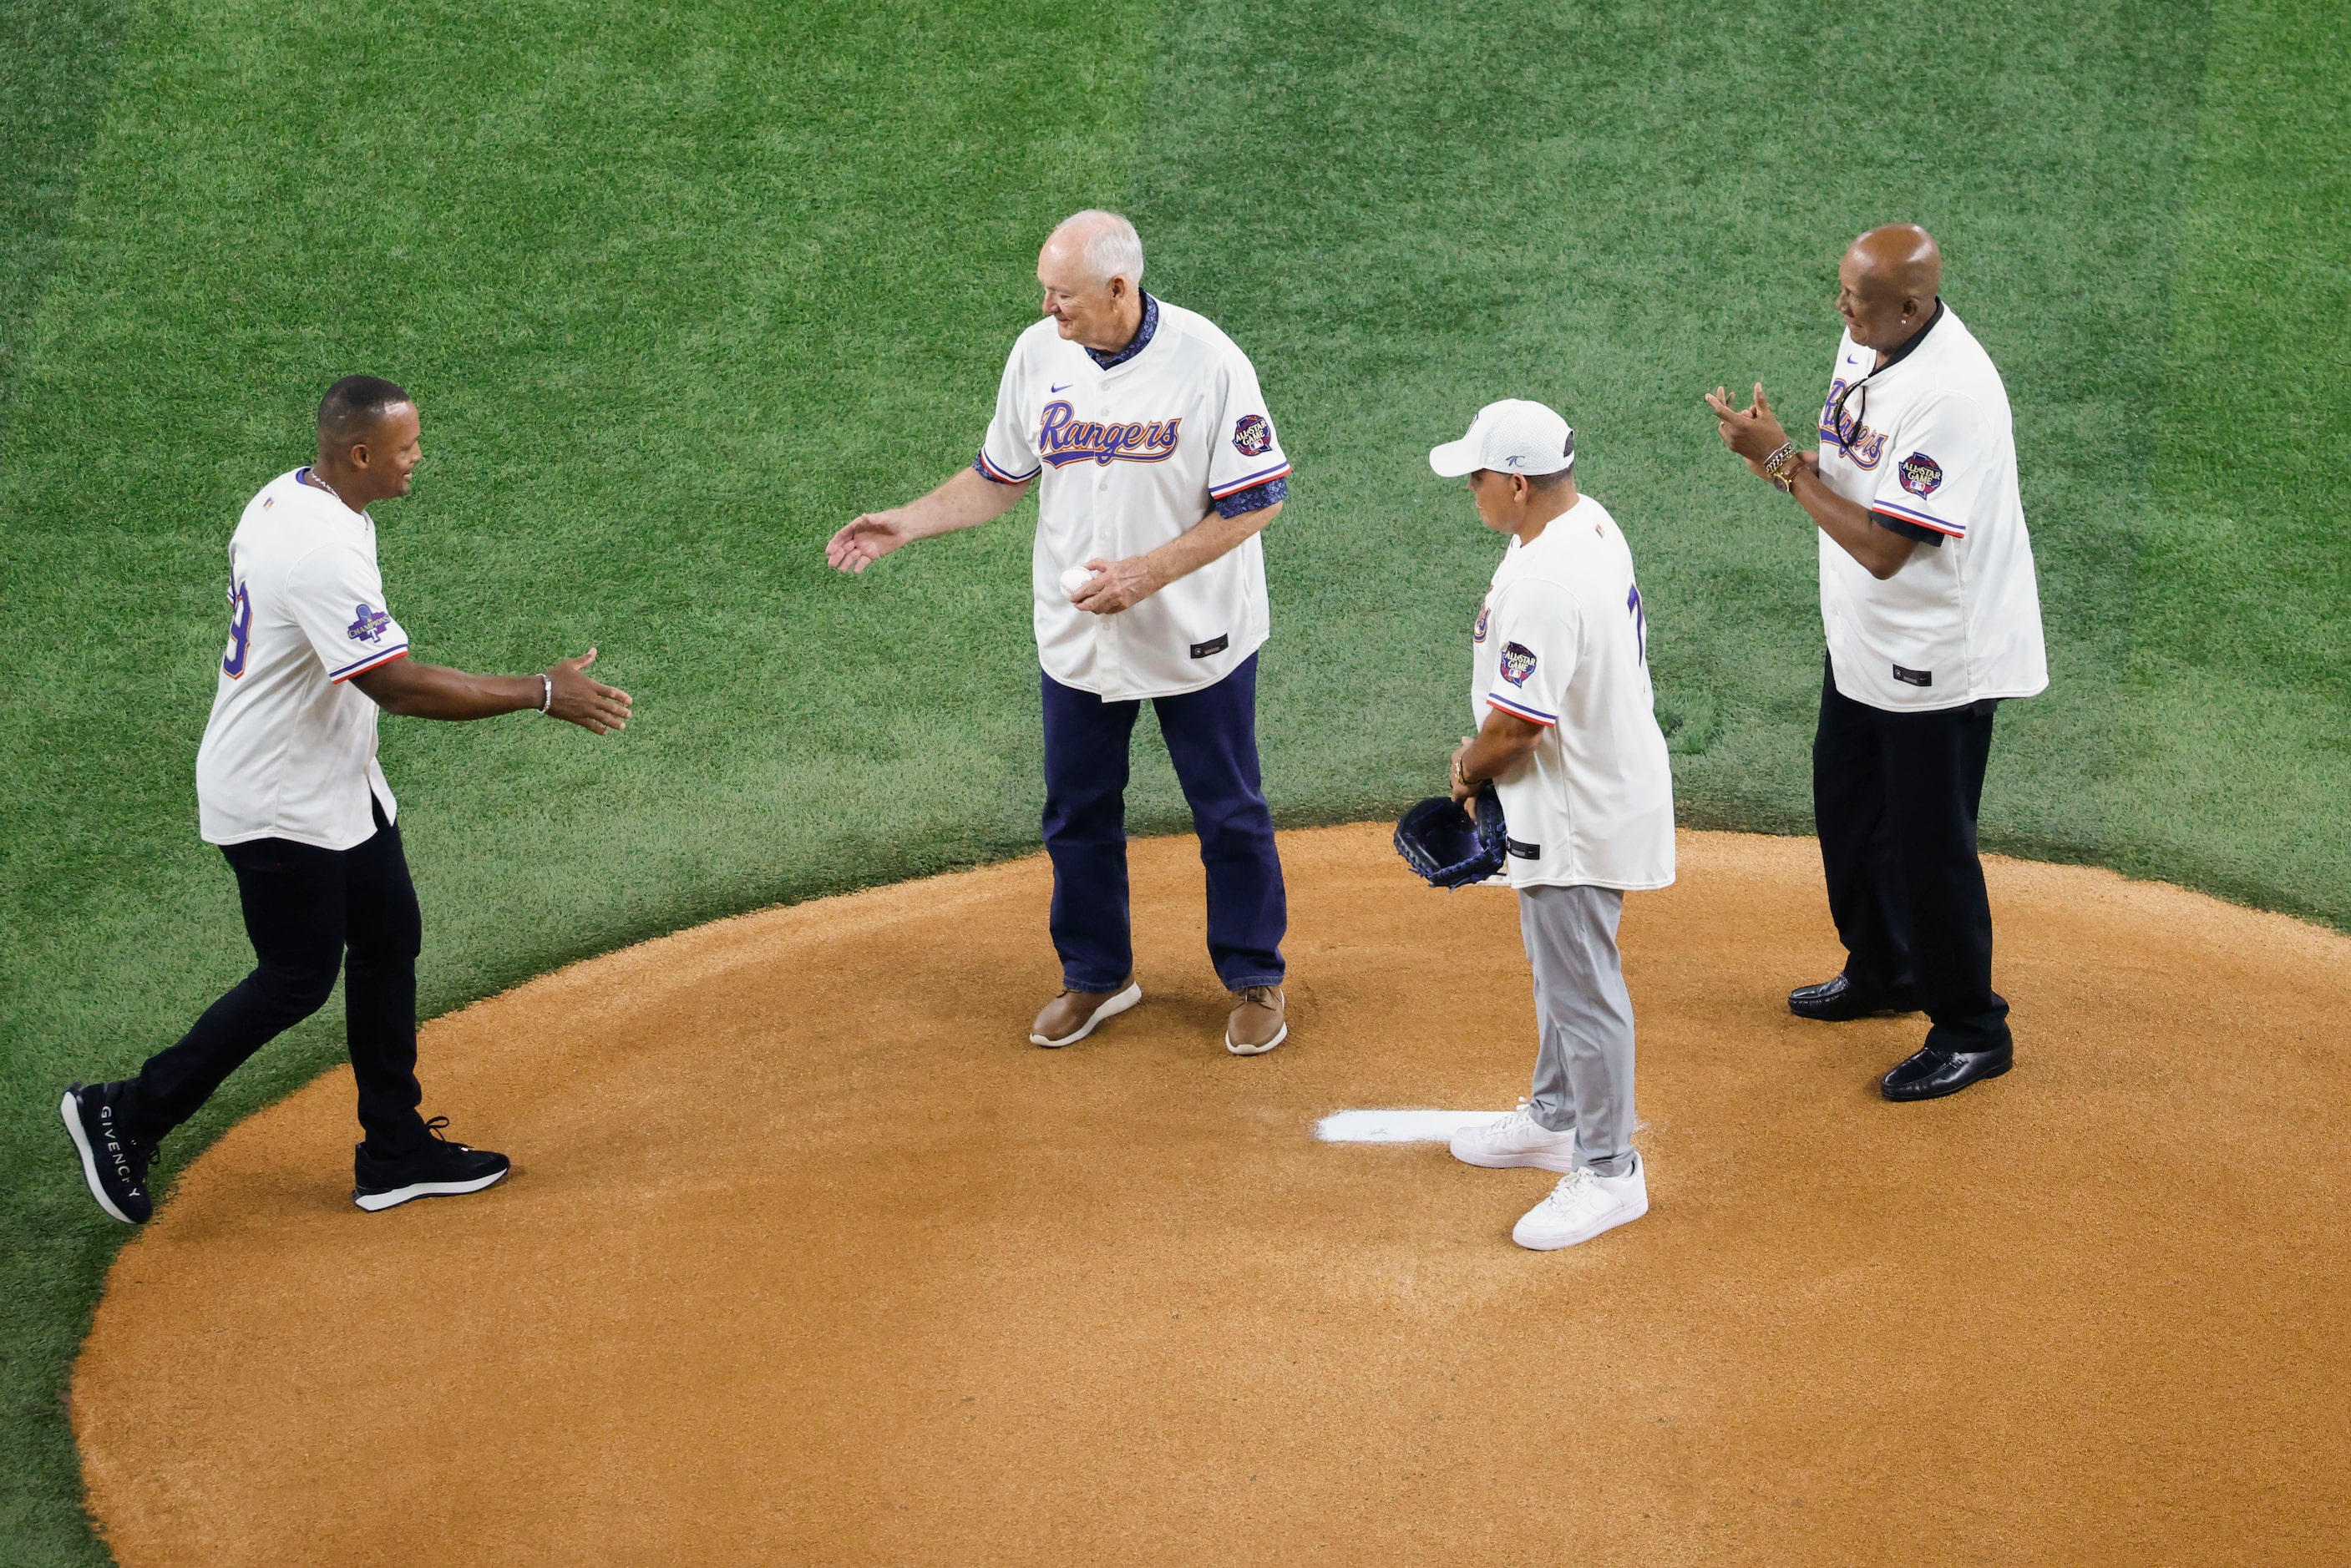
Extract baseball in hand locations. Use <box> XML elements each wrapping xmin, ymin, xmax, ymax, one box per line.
<box><xmin>1059</xmin><ymin>564</ymin><xmax>1095</xmax><ymax>599</ymax></box>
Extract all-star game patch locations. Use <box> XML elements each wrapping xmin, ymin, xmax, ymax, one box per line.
<box><xmin>347</xmin><ymin>603</ymin><xmax>393</xmax><ymax>644</ymax></box>
<box><xmin>1232</xmin><ymin>413</ymin><xmax>1273</xmax><ymax>457</ymax></box>
<box><xmin>1499</xmin><ymin>640</ymin><xmax>1537</xmax><ymax>687</ymax></box>
<box><xmin>1898</xmin><ymin>451</ymin><xmax>1944</xmax><ymax>496</ymax></box>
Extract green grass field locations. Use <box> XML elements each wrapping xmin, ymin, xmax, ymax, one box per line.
<box><xmin>2</xmin><ymin>0</ymin><xmax>2343</xmax><ymax>1559</ymax></box>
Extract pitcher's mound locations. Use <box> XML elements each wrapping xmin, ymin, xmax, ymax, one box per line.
<box><xmin>73</xmin><ymin>828</ymin><xmax>2351</xmax><ymax>1565</ymax></box>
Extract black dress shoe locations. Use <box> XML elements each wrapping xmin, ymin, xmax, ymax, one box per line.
<box><xmin>1880</xmin><ymin>1042</ymin><xmax>2014</xmax><ymax>1101</ymax></box>
<box><xmin>1788</xmin><ymin>973</ymin><xmax>1920</xmax><ymax>1021</ymax></box>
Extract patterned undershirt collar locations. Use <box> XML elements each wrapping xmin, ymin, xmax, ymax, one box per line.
<box><xmin>1084</xmin><ymin>291</ymin><xmax>1158</xmax><ymax>371</ymax></box>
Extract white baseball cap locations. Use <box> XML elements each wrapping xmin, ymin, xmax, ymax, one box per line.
<box><xmin>1427</xmin><ymin>398</ymin><xmax>1576</xmax><ymax>478</ymax></box>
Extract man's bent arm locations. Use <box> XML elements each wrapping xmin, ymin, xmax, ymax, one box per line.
<box><xmin>1073</xmin><ymin>501</ymin><xmax>1281</xmax><ymax>615</ymax></box>
<box><xmin>1787</xmin><ymin>459</ymin><xmax>1918</xmax><ymax>579</ymax></box>
<box><xmin>1451</xmin><ymin>706</ymin><xmax>1545</xmax><ymax>799</ymax></box>
<box><xmin>1705</xmin><ymin>385</ymin><xmax>1916</xmax><ymax>580</ymax></box>
<box><xmin>1144</xmin><ymin>500</ymin><xmax>1280</xmax><ymax>587</ymax></box>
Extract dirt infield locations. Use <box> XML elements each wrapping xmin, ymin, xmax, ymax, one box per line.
<box><xmin>73</xmin><ymin>827</ymin><xmax>2351</xmax><ymax>1565</ymax></box>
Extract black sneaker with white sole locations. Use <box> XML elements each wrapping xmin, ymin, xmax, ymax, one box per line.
<box><xmin>352</xmin><ymin>1116</ymin><xmax>510</xmax><ymax>1212</ymax></box>
<box><xmin>61</xmin><ymin>1081</ymin><xmax>159</xmax><ymax>1226</ymax></box>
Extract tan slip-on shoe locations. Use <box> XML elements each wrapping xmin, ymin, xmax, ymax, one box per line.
<box><xmin>1030</xmin><ymin>978</ymin><xmax>1143</xmax><ymax>1048</ymax></box>
<box><xmin>1224</xmin><ymin>984</ymin><xmax>1288</xmax><ymax>1055</ymax></box>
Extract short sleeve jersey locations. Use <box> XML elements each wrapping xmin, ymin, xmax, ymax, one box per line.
<box><xmin>194</xmin><ymin>468</ymin><xmax>412</xmax><ymax>849</ymax></box>
<box><xmin>1813</xmin><ymin>304</ymin><xmax>2049</xmax><ymax>711</ymax></box>
<box><xmin>1472</xmin><ymin>495</ymin><xmax>1675</xmax><ymax>892</ymax></box>
<box><xmin>978</xmin><ymin>298</ymin><xmax>1291</xmax><ymax>701</ymax></box>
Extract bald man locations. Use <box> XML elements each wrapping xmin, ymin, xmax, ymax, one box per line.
<box><xmin>828</xmin><ymin>210</ymin><xmax>1295</xmax><ymax>1056</ymax></box>
<box><xmin>1706</xmin><ymin>225</ymin><xmax>2046</xmax><ymax>1101</ymax></box>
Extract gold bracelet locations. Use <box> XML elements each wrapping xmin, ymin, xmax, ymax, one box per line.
<box><xmin>1762</xmin><ymin>442</ymin><xmax>1800</xmax><ymax>494</ymax></box>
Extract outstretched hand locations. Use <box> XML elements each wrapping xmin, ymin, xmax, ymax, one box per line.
<box><xmin>545</xmin><ymin>648</ymin><xmax>632</xmax><ymax>734</ymax></box>
<box><xmin>827</xmin><ymin>513</ymin><xmax>913</xmax><ymax>574</ymax></box>
<box><xmin>1705</xmin><ymin>382</ymin><xmax>1794</xmax><ymax>469</ymax></box>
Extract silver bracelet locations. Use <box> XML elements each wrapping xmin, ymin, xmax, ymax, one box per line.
<box><xmin>537</xmin><ymin>673</ymin><xmax>553</xmax><ymax>714</ymax></box>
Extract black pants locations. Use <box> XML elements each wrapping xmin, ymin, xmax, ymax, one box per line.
<box><xmin>1814</xmin><ymin>656</ymin><xmax>2010</xmax><ymax>1054</ymax></box>
<box><xmin>117</xmin><ymin>797</ymin><xmax>429</xmax><ymax>1156</ymax></box>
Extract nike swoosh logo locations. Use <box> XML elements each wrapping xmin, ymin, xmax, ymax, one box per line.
<box><xmin>1050</xmin><ymin>383</ymin><xmax>1071</xmax><ymax>393</ymax></box>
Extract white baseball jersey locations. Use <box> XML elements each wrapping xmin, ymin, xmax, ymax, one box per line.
<box><xmin>1472</xmin><ymin>495</ymin><xmax>1675</xmax><ymax>893</ymax></box>
<box><xmin>1813</xmin><ymin>303</ymin><xmax>2048</xmax><ymax>711</ymax></box>
<box><xmin>194</xmin><ymin>468</ymin><xmax>412</xmax><ymax>850</ymax></box>
<box><xmin>978</xmin><ymin>296</ymin><xmax>1291</xmax><ymax>701</ymax></box>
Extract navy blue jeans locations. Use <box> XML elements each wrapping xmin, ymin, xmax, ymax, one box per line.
<box><xmin>1041</xmin><ymin>653</ymin><xmax>1286</xmax><ymax>994</ymax></box>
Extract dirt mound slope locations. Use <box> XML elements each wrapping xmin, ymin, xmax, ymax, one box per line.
<box><xmin>73</xmin><ymin>827</ymin><xmax>2351</xmax><ymax>1565</ymax></box>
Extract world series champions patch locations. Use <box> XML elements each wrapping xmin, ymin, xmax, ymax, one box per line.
<box><xmin>347</xmin><ymin>603</ymin><xmax>393</xmax><ymax>644</ymax></box>
<box><xmin>1898</xmin><ymin>451</ymin><xmax>1944</xmax><ymax>496</ymax></box>
<box><xmin>1499</xmin><ymin>641</ymin><xmax>1537</xmax><ymax>687</ymax></box>
<box><xmin>1473</xmin><ymin>603</ymin><xmax>1490</xmax><ymax>643</ymax></box>
<box><xmin>1232</xmin><ymin>413</ymin><xmax>1273</xmax><ymax>457</ymax></box>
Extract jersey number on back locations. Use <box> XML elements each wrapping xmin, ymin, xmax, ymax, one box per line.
<box><xmin>222</xmin><ymin>578</ymin><xmax>252</xmax><ymax>679</ymax></box>
<box><xmin>1627</xmin><ymin>581</ymin><xmax>1647</xmax><ymax>665</ymax></box>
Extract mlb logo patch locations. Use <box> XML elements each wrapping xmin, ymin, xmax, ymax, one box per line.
<box><xmin>1232</xmin><ymin>413</ymin><xmax>1273</xmax><ymax>456</ymax></box>
<box><xmin>1898</xmin><ymin>451</ymin><xmax>1944</xmax><ymax>496</ymax></box>
<box><xmin>1499</xmin><ymin>641</ymin><xmax>1537</xmax><ymax>687</ymax></box>
<box><xmin>347</xmin><ymin>603</ymin><xmax>392</xmax><ymax>644</ymax></box>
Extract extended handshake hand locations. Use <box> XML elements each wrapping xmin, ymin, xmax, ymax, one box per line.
<box><xmin>545</xmin><ymin>649</ymin><xmax>633</xmax><ymax>735</ymax></box>
<box><xmin>826</xmin><ymin>512</ymin><xmax>915</xmax><ymax>574</ymax></box>
<box><xmin>826</xmin><ymin>466</ymin><xmax>1036</xmax><ymax>578</ymax></box>
<box><xmin>823</xmin><ymin>464</ymin><xmax>1174</xmax><ymax>615</ymax></box>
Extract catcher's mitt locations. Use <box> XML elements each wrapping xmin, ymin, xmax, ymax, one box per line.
<box><xmin>1393</xmin><ymin>785</ymin><xmax>1508</xmax><ymax>888</ymax></box>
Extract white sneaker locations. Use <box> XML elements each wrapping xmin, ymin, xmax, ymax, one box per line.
<box><xmin>1450</xmin><ymin>1100</ymin><xmax>1578</xmax><ymax>1174</ymax></box>
<box><xmin>1512</xmin><ymin>1154</ymin><xmax>1648</xmax><ymax>1251</ymax></box>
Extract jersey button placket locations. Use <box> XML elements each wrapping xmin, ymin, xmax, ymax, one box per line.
<box><xmin>1090</xmin><ymin>461</ymin><xmax>1121</xmax><ymax>690</ymax></box>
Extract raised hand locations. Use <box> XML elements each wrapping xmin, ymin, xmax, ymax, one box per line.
<box><xmin>545</xmin><ymin>648</ymin><xmax>632</xmax><ymax>735</ymax></box>
<box><xmin>1705</xmin><ymin>382</ymin><xmax>1792</xmax><ymax>467</ymax></box>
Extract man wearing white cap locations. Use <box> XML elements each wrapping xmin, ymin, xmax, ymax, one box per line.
<box><xmin>1429</xmin><ymin>400</ymin><xmax>1675</xmax><ymax>1250</ymax></box>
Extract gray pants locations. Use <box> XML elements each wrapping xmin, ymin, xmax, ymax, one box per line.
<box><xmin>1518</xmin><ymin>883</ymin><xmax>1636</xmax><ymax>1176</ymax></box>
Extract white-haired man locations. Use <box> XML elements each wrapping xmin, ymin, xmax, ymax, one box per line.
<box><xmin>828</xmin><ymin>210</ymin><xmax>1295</xmax><ymax>1055</ymax></box>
